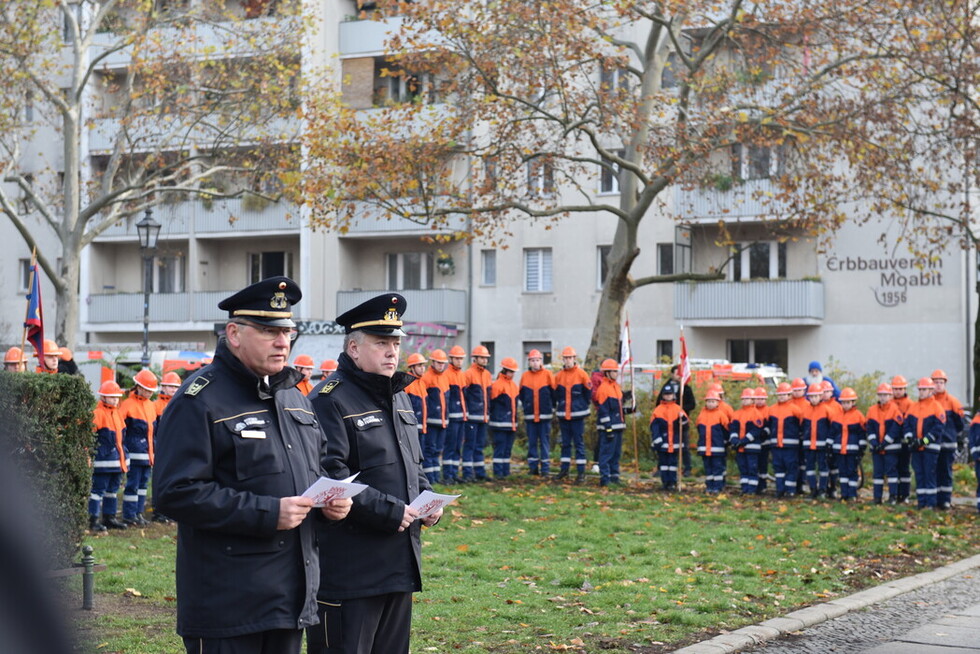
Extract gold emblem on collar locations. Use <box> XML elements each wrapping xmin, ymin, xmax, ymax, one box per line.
<box><xmin>320</xmin><ymin>379</ymin><xmax>340</xmax><ymax>394</ymax></box>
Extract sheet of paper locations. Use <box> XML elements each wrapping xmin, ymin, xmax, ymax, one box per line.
<box><xmin>408</xmin><ymin>490</ymin><xmax>460</xmax><ymax>519</ymax></box>
<box><xmin>302</xmin><ymin>475</ymin><xmax>368</xmax><ymax>507</ymax></box>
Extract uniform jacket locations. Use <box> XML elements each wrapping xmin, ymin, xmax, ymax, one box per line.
<box><xmin>296</xmin><ymin>378</ymin><xmax>314</xmax><ymax>396</ymax></box>
<box><xmin>902</xmin><ymin>397</ymin><xmax>946</xmax><ymax>453</ymax></box>
<box><xmin>519</xmin><ymin>368</ymin><xmax>556</xmax><ymax>422</ymax></box>
<box><xmin>153</xmin><ymin>394</ymin><xmax>172</xmax><ymax>437</ymax></box>
<box><xmin>933</xmin><ymin>390</ymin><xmax>965</xmax><ymax>448</ymax></box>
<box><xmin>657</xmin><ymin>380</ymin><xmax>696</xmax><ymax>414</ymax></box>
<box><xmin>650</xmin><ymin>401</ymin><xmax>684</xmax><ymax>452</ymax></box>
<box><xmin>154</xmin><ymin>339</ymin><xmax>323</xmax><ymax>638</ymax></box>
<box><xmin>729</xmin><ymin>405</ymin><xmax>763</xmax><ymax>451</ymax></box>
<box><xmin>93</xmin><ymin>400</ymin><xmax>127</xmax><ymax>472</ymax></box>
<box><xmin>445</xmin><ymin>364</ymin><xmax>468</xmax><ymax>421</ymax></box>
<box><xmin>463</xmin><ymin>364</ymin><xmax>492</xmax><ymax>423</ymax></box>
<box><xmin>719</xmin><ymin>400</ymin><xmax>736</xmax><ymax>423</ymax></box>
<box><xmin>696</xmin><ymin>407</ymin><xmax>729</xmax><ymax>457</ymax></box>
<box><xmin>488</xmin><ymin>373</ymin><xmax>519</xmax><ymax>431</ymax></box>
<box><xmin>405</xmin><ymin>374</ymin><xmax>428</xmax><ymax>434</ymax></box>
<box><xmin>554</xmin><ymin>365</ymin><xmax>592</xmax><ymax>420</ymax></box>
<box><xmin>768</xmin><ymin>401</ymin><xmax>804</xmax><ymax>449</ymax></box>
<box><xmin>311</xmin><ymin>353</ymin><xmax>431</xmax><ymax>600</ymax></box>
<box><xmin>969</xmin><ymin>413</ymin><xmax>980</xmax><ymax>462</ymax></box>
<box><xmin>866</xmin><ymin>402</ymin><xmax>901</xmax><ymax>453</ymax></box>
<box><xmin>755</xmin><ymin>403</ymin><xmax>771</xmax><ymax>443</ymax></box>
<box><xmin>803</xmin><ymin>402</ymin><xmax>832</xmax><ymax>450</ymax></box>
<box><xmin>831</xmin><ymin>408</ymin><xmax>867</xmax><ymax>455</ymax></box>
<box><xmin>420</xmin><ymin>365</ymin><xmax>449</xmax><ymax>428</ymax></box>
<box><xmin>892</xmin><ymin>395</ymin><xmax>913</xmax><ymax>423</ymax></box>
<box><xmin>595</xmin><ymin>376</ymin><xmax>625</xmax><ymax>432</ymax></box>
<box><xmin>119</xmin><ymin>393</ymin><xmax>156</xmax><ymax>466</ymax></box>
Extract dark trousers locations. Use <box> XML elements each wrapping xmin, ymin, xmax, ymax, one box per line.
<box><xmin>307</xmin><ymin>593</ymin><xmax>412</xmax><ymax>654</ymax></box>
<box><xmin>558</xmin><ymin>419</ymin><xmax>587</xmax><ymax>473</ymax></box>
<box><xmin>771</xmin><ymin>448</ymin><xmax>799</xmax><ymax>496</ymax></box>
<box><xmin>123</xmin><ymin>464</ymin><xmax>151</xmax><ymax>519</ymax></box>
<box><xmin>442</xmin><ymin>420</ymin><xmax>465</xmax><ymax>481</ymax></box>
<box><xmin>702</xmin><ymin>455</ymin><xmax>726</xmax><ymax>492</ymax></box>
<box><xmin>911</xmin><ymin>449</ymin><xmax>939</xmax><ymax>508</ymax></box>
<box><xmin>837</xmin><ymin>453</ymin><xmax>860</xmax><ymax>499</ymax></box>
<box><xmin>525</xmin><ymin>420</ymin><xmax>552</xmax><ymax>474</ymax></box>
<box><xmin>897</xmin><ymin>444</ymin><xmax>912</xmax><ymax>499</ymax></box>
<box><xmin>421</xmin><ymin>425</ymin><xmax>444</xmax><ymax>484</ymax></box>
<box><xmin>871</xmin><ymin>451</ymin><xmax>899</xmax><ymax>501</ymax></box>
<box><xmin>183</xmin><ymin>628</ymin><xmax>302</xmax><ymax>654</ymax></box>
<box><xmin>597</xmin><ymin>430</ymin><xmax>623</xmax><ymax>484</ymax></box>
<box><xmin>804</xmin><ymin>449</ymin><xmax>829</xmax><ymax>493</ymax></box>
<box><xmin>90</xmin><ymin>471</ymin><xmax>122</xmax><ymax>517</ymax></box>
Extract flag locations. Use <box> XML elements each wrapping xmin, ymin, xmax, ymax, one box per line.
<box><xmin>619</xmin><ymin>317</ymin><xmax>632</xmax><ymax>378</ymax></box>
<box><xmin>678</xmin><ymin>327</ymin><xmax>691</xmax><ymax>387</ymax></box>
<box><xmin>24</xmin><ymin>260</ymin><xmax>44</xmax><ymax>361</ymax></box>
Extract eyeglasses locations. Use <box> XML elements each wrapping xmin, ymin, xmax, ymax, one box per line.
<box><xmin>234</xmin><ymin>321</ymin><xmax>298</xmax><ymax>342</ymax></box>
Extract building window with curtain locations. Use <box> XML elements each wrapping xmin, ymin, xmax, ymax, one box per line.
<box><xmin>524</xmin><ymin>248</ymin><xmax>553</xmax><ymax>292</ymax></box>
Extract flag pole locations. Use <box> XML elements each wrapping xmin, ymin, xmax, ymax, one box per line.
<box><xmin>678</xmin><ymin>325</ymin><xmax>690</xmax><ymax>490</ymax></box>
<box><xmin>20</xmin><ymin>247</ymin><xmax>37</xmax><ymax>357</ymax></box>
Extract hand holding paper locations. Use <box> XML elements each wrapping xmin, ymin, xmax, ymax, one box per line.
<box><xmin>302</xmin><ymin>474</ymin><xmax>367</xmax><ymax>508</ymax></box>
<box><xmin>408</xmin><ymin>490</ymin><xmax>460</xmax><ymax>521</ymax></box>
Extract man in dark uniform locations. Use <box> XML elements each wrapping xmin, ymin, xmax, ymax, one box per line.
<box><xmin>154</xmin><ymin>277</ymin><xmax>352</xmax><ymax>654</ymax></box>
<box><xmin>307</xmin><ymin>293</ymin><xmax>442</xmax><ymax>654</ymax></box>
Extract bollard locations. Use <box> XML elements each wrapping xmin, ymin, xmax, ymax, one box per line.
<box><xmin>81</xmin><ymin>545</ymin><xmax>95</xmax><ymax>610</ymax></box>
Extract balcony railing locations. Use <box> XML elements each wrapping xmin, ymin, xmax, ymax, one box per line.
<box><xmin>674</xmin><ymin>179</ymin><xmax>792</xmax><ymax>223</ymax></box>
<box><xmin>343</xmin><ymin>202</ymin><xmax>467</xmax><ymax>237</ymax></box>
<box><xmin>85</xmin><ymin>291</ymin><xmax>230</xmax><ymax>325</ymax></box>
<box><xmin>674</xmin><ymin>279</ymin><xmax>824</xmax><ymax>326</ymax></box>
<box><xmin>339</xmin><ymin>16</ymin><xmax>405</xmax><ymax>56</ymax></box>
<box><xmin>93</xmin><ymin>198</ymin><xmax>301</xmax><ymax>240</ymax></box>
<box><xmin>337</xmin><ymin>289</ymin><xmax>467</xmax><ymax>325</ymax></box>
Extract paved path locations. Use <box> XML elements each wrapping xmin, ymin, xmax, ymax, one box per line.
<box><xmin>673</xmin><ymin>554</ymin><xmax>980</xmax><ymax>654</ymax></box>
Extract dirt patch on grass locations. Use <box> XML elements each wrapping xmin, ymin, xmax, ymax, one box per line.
<box><xmin>67</xmin><ymin>581</ymin><xmax>177</xmax><ymax>652</ymax></box>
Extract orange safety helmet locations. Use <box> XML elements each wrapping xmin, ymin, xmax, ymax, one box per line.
<box><xmin>741</xmin><ymin>387</ymin><xmax>756</xmax><ymax>400</ymax></box>
<box><xmin>471</xmin><ymin>345</ymin><xmax>490</xmax><ymax>358</ymax></box>
<box><xmin>754</xmin><ymin>387</ymin><xmax>768</xmax><ymax>399</ymax></box>
<box><xmin>806</xmin><ymin>384</ymin><xmax>823</xmax><ymax>396</ymax></box>
<box><xmin>600</xmin><ymin>358</ymin><xmax>619</xmax><ymax>372</ymax></box>
<box><xmin>790</xmin><ymin>378</ymin><xmax>807</xmax><ymax>391</ymax></box>
<box><xmin>917</xmin><ymin>377</ymin><xmax>935</xmax><ymax>390</ymax></box>
<box><xmin>561</xmin><ymin>346</ymin><xmax>577</xmax><ymax>358</ymax></box>
<box><xmin>448</xmin><ymin>345</ymin><xmax>466</xmax><ymax>358</ymax></box>
<box><xmin>320</xmin><ymin>359</ymin><xmax>338</xmax><ymax>373</ymax></box>
<box><xmin>820</xmin><ymin>380</ymin><xmax>834</xmax><ymax>393</ymax></box>
<box><xmin>161</xmin><ymin>372</ymin><xmax>182</xmax><ymax>386</ymax></box>
<box><xmin>406</xmin><ymin>353</ymin><xmax>427</xmax><ymax>367</ymax></box>
<box><xmin>4</xmin><ymin>346</ymin><xmax>25</xmax><ymax>363</ymax></box>
<box><xmin>891</xmin><ymin>375</ymin><xmax>908</xmax><ymax>388</ymax></box>
<box><xmin>429</xmin><ymin>349</ymin><xmax>448</xmax><ymax>363</ymax></box>
<box><xmin>876</xmin><ymin>383</ymin><xmax>893</xmax><ymax>395</ymax></box>
<box><xmin>293</xmin><ymin>354</ymin><xmax>314</xmax><ymax>368</ymax></box>
<box><xmin>776</xmin><ymin>382</ymin><xmax>792</xmax><ymax>394</ymax></box>
<box><xmin>709</xmin><ymin>382</ymin><xmax>724</xmax><ymax>394</ymax></box>
<box><xmin>527</xmin><ymin>349</ymin><xmax>542</xmax><ymax>359</ymax></box>
<box><xmin>59</xmin><ymin>347</ymin><xmax>73</xmax><ymax>361</ymax></box>
<box><xmin>98</xmin><ymin>380</ymin><xmax>124</xmax><ymax>397</ymax></box>
<box><xmin>133</xmin><ymin>368</ymin><xmax>159</xmax><ymax>392</ymax></box>
<box><xmin>704</xmin><ymin>390</ymin><xmax>722</xmax><ymax>401</ymax></box>
<box><xmin>34</xmin><ymin>339</ymin><xmax>61</xmax><ymax>358</ymax></box>
<box><xmin>501</xmin><ymin>357</ymin><xmax>519</xmax><ymax>372</ymax></box>
<box><xmin>839</xmin><ymin>387</ymin><xmax>858</xmax><ymax>402</ymax></box>
<box><xmin>931</xmin><ymin>369</ymin><xmax>948</xmax><ymax>381</ymax></box>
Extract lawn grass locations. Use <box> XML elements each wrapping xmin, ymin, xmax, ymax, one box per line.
<box><xmin>70</xmin><ymin>470</ymin><xmax>980</xmax><ymax>654</ymax></box>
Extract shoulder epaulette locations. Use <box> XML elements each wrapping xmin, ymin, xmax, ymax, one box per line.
<box><xmin>185</xmin><ymin>374</ymin><xmax>212</xmax><ymax>397</ymax></box>
<box><xmin>319</xmin><ymin>379</ymin><xmax>341</xmax><ymax>395</ymax></box>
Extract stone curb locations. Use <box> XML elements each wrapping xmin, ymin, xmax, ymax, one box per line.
<box><xmin>670</xmin><ymin>553</ymin><xmax>980</xmax><ymax>654</ymax></box>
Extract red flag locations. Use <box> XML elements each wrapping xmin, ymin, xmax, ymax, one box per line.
<box><xmin>23</xmin><ymin>261</ymin><xmax>44</xmax><ymax>361</ymax></box>
<box><xmin>678</xmin><ymin>328</ymin><xmax>691</xmax><ymax>386</ymax></box>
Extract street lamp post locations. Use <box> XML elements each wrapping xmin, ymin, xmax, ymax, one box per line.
<box><xmin>136</xmin><ymin>208</ymin><xmax>161</xmax><ymax>369</ymax></box>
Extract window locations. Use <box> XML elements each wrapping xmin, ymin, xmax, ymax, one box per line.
<box><xmin>524</xmin><ymin>248</ymin><xmax>552</xmax><ymax>292</ymax></box>
<box><xmin>600</xmin><ymin>66</ymin><xmax>629</xmax><ymax>97</ymax></box>
<box><xmin>657</xmin><ymin>243</ymin><xmax>674</xmax><ymax>276</ymax></box>
<box><xmin>249</xmin><ymin>251</ymin><xmax>293</xmax><ymax>284</ymax></box>
<box><xmin>523</xmin><ymin>341</ymin><xmax>552</xmax><ymax>365</ymax></box>
<box><xmin>374</xmin><ymin>59</ymin><xmax>436</xmax><ymax>105</ymax></box>
<box><xmin>527</xmin><ymin>159</ymin><xmax>555</xmax><ymax>197</ymax></box>
<box><xmin>599</xmin><ymin>149</ymin><xmax>624</xmax><ymax>194</ymax></box>
<box><xmin>661</xmin><ymin>52</ymin><xmax>681</xmax><ymax>89</ymax></box>
<box><xmin>727</xmin><ymin>339</ymin><xmax>788</xmax><ymax>372</ymax></box>
<box><xmin>387</xmin><ymin>252</ymin><xmax>434</xmax><ymax>290</ymax></box>
<box><xmin>657</xmin><ymin>339</ymin><xmax>673</xmax><ymax>362</ymax></box>
<box><xmin>24</xmin><ymin>91</ymin><xmax>34</xmax><ymax>122</ymax></box>
<box><xmin>732</xmin><ymin>143</ymin><xmax>788</xmax><ymax>180</ymax></box>
<box><xmin>481</xmin><ymin>249</ymin><xmax>497</xmax><ymax>286</ymax></box>
<box><xmin>18</xmin><ymin>259</ymin><xmax>32</xmax><ymax>292</ymax></box>
<box><xmin>154</xmin><ymin>254</ymin><xmax>186</xmax><ymax>293</ymax></box>
<box><xmin>730</xmin><ymin>241</ymin><xmax>787</xmax><ymax>281</ymax></box>
<box><xmin>597</xmin><ymin>245</ymin><xmax>611</xmax><ymax>289</ymax></box>
<box><xmin>62</xmin><ymin>3</ymin><xmax>82</xmax><ymax>43</ymax></box>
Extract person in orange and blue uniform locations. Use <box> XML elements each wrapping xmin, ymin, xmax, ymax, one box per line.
<box><xmin>866</xmin><ymin>383</ymin><xmax>902</xmax><ymax>504</ymax></box>
<box><xmin>406</xmin><ymin>353</ymin><xmax>436</xmax><ymax>483</ymax></box>
<box><xmin>3</xmin><ymin>346</ymin><xmax>27</xmax><ymax>372</ymax></box>
<box><xmin>890</xmin><ymin>375</ymin><xmax>914</xmax><ymax>502</ymax></box>
<box><xmin>151</xmin><ymin>371</ymin><xmax>182</xmax><ymax>524</ymax></box>
<box><xmin>830</xmin><ymin>388</ymin><xmax>866</xmax><ymax>501</ymax></box>
<box><xmin>768</xmin><ymin>382</ymin><xmax>805</xmax><ymax>498</ymax></box>
<box><xmin>34</xmin><ymin>339</ymin><xmax>61</xmax><ymax>373</ymax></box>
<box><xmin>462</xmin><ymin>345</ymin><xmax>493</xmax><ymax>481</ymax></box>
<box><xmin>753</xmin><ymin>386</ymin><xmax>772</xmax><ymax>493</ymax></box>
<box><xmin>931</xmin><ymin>369</ymin><xmax>964</xmax><ymax>510</ymax></box>
<box><xmin>595</xmin><ymin>359</ymin><xmax>626</xmax><ymax>487</ymax></box>
<box><xmin>554</xmin><ymin>346</ymin><xmax>592</xmax><ymax>483</ymax></box>
<box><xmin>969</xmin><ymin>411</ymin><xmax>980</xmax><ymax>514</ymax></box>
<box><xmin>696</xmin><ymin>389</ymin><xmax>730</xmax><ymax>493</ymax></box>
<box><xmin>651</xmin><ymin>380</ymin><xmax>685</xmax><ymax>491</ymax></box>
<box><xmin>445</xmin><ymin>345</ymin><xmax>469</xmax><ymax>483</ymax></box>
<box><xmin>89</xmin><ymin>380</ymin><xmax>129</xmax><ymax>532</ymax></box>
<box><xmin>519</xmin><ymin>349</ymin><xmax>556</xmax><ymax>476</ymax></box>
<box><xmin>422</xmin><ymin>350</ymin><xmax>452</xmax><ymax>483</ymax></box>
<box><xmin>729</xmin><ymin>387</ymin><xmax>764</xmax><ymax>495</ymax></box>
<box><xmin>902</xmin><ymin>377</ymin><xmax>946</xmax><ymax>509</ymax></box>
<box><xmin>790</xmin><ymin>378</ymin><xmax>810</xmax><ymax>485</ymax></box>
<box><xmin>319</xmin><ymin>358</ymin><xmax>338</xmax><ymax>380</ymax></box>
<box><xmin>821</xmin><ymin>380</ymin><xmax>843</xmax><ymax>499</ymax></box>
<box><xmin>292</xmin><ymin>354</ymin><xmax>315</xmax><ymax>395</ymax></box>
<box><xmin>489</xmin><ymin>358</ymin><xmax>521</xmax><ymax>478</ymax></box>
<box><xmin>119</xmin><ymin>368</ymin><xmax>159</xmax><ymax>526</ymax></box>
<box><xmin>802</xmin><ymin>383</ymin><xmax>831</xmax><ymax>498</ymax></box>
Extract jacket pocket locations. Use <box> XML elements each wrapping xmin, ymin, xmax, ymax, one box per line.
<box><xmin>222</xmin><ymin>420</ymin><xmax>285</xmax><ymax>481</ymax></box>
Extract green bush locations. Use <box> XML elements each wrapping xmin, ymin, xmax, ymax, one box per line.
<box><xmin>0</xmin><ymin>371</ymin><xmax>95</xmax><ymax>568</ymax></box>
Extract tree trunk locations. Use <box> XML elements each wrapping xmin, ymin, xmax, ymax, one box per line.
<box><xmin>55</xmin><ymin>245</ymin><xmax>80</xmax><ymax>351</ymax></box>
<box><xmin>585</xmin><ymin>218</ymin><xmax>639</xmax><ymax>369</ymax></box>
<box><xmin>973</xmin><ymin>280</ymin><xmax>980</xmax><ymax>414</ymax></box>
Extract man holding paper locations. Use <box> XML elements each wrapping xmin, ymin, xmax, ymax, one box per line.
<box><xmin>307</xmin><ymin>293</ymin><xmax>442</xmax><ymax>654</ymax></box>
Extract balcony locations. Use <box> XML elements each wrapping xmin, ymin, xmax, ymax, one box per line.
<box><xmin>674</xmin><ymin>179</ymin><xmax>792</xmax><ymax>223</ymax></box>
<box><xmin>89</xmin><ymin>114</ymin><xmax>298</xmax><ymax>154</ymax></box>
<box><xmin>84</xmin><ymin>290</ymin><xmax>229</xmax><ymax>326</ymax></box>
<box><xmin>337</xmin><ymin>289</ymin><xmax>466</xmax><ymax>325</ymax></box>
<box><xmin>674</xmin><ymin>279</ymin><xmax>824</xmax><ymax>326</ymax></box>
<box><xmin>339</xmin><ymin>16</ymin><xmax>405</xmax><ymax>56</ymax></box>
<box><xmin>343</xmin><ymin>201</ymin><xmax>467</xmax><ymax>238</ymax></box>
<box><xmin>93</xmin><ymin>198</ymin><xmax>301</xmax><ymax>241</ymax></box>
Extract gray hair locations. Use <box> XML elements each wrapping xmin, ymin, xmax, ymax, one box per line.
<box><xmin>343</xmin><ymin>330</ymin><xmax>367</xmax><ymax>354</ymax></box>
